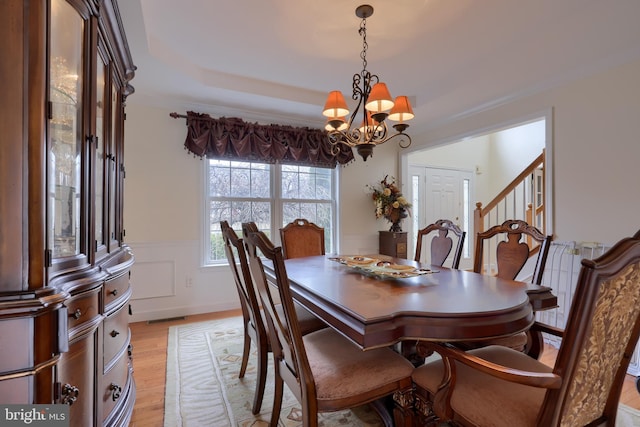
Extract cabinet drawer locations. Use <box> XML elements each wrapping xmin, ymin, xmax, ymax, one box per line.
<box><xmin>104</xmin><ymin>272</ymin><xmax>130</xmax><ymax>311</ymax></box>
<box><xmin>103</xmin><ymin>303</ymin><xmax>130</xmax><ymax>367</ymax></box>
<box><xmin>57</xmin><ymin>332</ymin><xmax>97</xmax><ymax>426</ymax></box>
<box><xmin>101</xmin><ymin>349</ymin><xmax>130</xmax><ymax>423</ymax></box>
<box><xmin>66</xmin><ymin>288</ymin><xmax>101</xmax><ymax>332</ymax></box>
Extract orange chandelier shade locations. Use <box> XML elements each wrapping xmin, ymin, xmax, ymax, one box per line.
<box><xmin>365</xmin><ymin>83</ymin><xmax>394</xmax><ymax>113</ymax></box>
<box><xmin>388</xmin><ymin>96</ymin><xmax>415</xmax><ymax>122</ymax></box>
<box><xmin>322</xmin><ymin>91</ymin><xmax>350</xmax><ymax>118</ymax></box>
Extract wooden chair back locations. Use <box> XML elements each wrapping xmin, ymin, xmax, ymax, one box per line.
<box><xmin>220</xmin><ymin>220</ymin><xmax>270</xmax><ymax>413</ymax></box>
<box><xmin>244</xmin><ymin>228</ymin><xmax>315</xmax><ymax>406</ymax></box>
<box><xmin>415</xmin><ymin>219</ymin><xmax>466</xmax><ymax>268</ymax></box>
<box><xmin>220</xmin><ymin>221</ymin><xmax>265</xmax><ymax>341</ymax></box>
<box><xmin>474</xmin><ymin>219</ymin><xmax>552</xmax><ymax>285</ymax></box>
<box><xmin>280</xmin><ymin>218</ymin><xmax>325</xmax><ymax>259</ymax></box>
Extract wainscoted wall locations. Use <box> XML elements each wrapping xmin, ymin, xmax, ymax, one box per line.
<box><xmin>128</xmin><ymin>240</ymin><xmax>236</xmax><ymax>322</ymax></box>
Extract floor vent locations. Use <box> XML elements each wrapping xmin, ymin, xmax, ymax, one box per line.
<box><xmin>147</xmin><ymin>316</ymin><xmax>186</xmax><ymax>324</ymax></box>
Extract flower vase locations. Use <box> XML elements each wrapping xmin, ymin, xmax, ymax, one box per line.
<box><xmin>389</xmin><ymin>221</ymin><xmax>402</xmax><ymax>232</ymax></box>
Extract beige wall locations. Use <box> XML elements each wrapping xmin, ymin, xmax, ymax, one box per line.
<box><xmin>124</xmin><ymin>58</ymin><xmax>640</xmax><ymax>321</ymax></box>
<box><xmin>409</xmin><ymin>58</ymin><xmax>640</xmax><ymax>244</ymax></box>
<box><xmin>125</xmin><ymin>104</ymin><xmax>201</xmax><ymax>243</ymax></box>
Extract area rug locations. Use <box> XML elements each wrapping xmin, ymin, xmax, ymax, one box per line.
<box><xmin>164</xmin><ymin>316</ymin><xmax>383</xmax><ymax>426</ymax></box>
<box><xmin>164</xmin><ymin>316</ymin><xmax>640</xmax><ymax>427</ymax></box>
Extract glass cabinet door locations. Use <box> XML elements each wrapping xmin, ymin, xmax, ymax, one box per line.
<box><xmin>49</xmin><ymin>0</ymin><xmax>84</xmax><ymax>259</ymax></box>
<box><xmin>95</xmin><ymin>53</ymin><xmax>106</xmax><ymax>252</ymax></box>
<box><xmin>109</xmin><ymin>80</ymin><xmax>120</xmax><ymax>249</ymax></box>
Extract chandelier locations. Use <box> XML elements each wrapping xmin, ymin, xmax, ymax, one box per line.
<box><xmin>322</xmin><ymin>4</ymin><xmax>414</xmax><ymax>161</ymax></box>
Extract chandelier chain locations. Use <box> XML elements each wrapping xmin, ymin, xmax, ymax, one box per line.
<box><xmin>359</xmin><ymin>17</ymin><xmax>368</xmax><ymax>76</ymax></box>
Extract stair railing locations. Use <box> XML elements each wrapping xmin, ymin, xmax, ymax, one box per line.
<box><xmin>473</xmin><ymin>150</ymin><xmax>545</xmax><ymax>275</ymax></box>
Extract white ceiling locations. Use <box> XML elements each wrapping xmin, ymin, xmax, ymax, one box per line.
<box><xmin>118</xmin><ymin>0</ymin><xmax>640</xmax><ymax>133</ymax></box>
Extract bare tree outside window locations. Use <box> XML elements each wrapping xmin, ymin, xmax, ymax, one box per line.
<box><xmin>205</xmin><ymin>160</ymin><xmax>335</xmax><ymax>264</ymax></box>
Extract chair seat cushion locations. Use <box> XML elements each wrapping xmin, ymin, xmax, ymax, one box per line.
<box><xmin>303</xmin><ymin>328</ymin><xmax>414</xmax><ymax>410</ymax></box>
<box><xmin>413</xmin><ymin>345</ymin><xmax>552</xmax><ymax>427</ymax></box>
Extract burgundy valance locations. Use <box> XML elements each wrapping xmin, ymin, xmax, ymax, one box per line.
<box><xmin>172</xmin><ymin>111</ymin><xmax>354</xmax><ymax>168</ymax></box>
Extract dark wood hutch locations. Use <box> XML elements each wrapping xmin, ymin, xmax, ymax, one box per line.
<box><xmin>1</xmin><ymin>0</ymin><xmax>135</xmax><ymax>425</ymax></box>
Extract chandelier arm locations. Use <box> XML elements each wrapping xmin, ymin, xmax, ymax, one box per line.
<box><xmin>327</xmin><ymin>129</ymin><xmax>363</xmax><ymax>147</ymax></box>
<box><xmin>383</xmin><ymin>132</ymin><xmax>413</xmax><ymax>149</ymax></box>
<box><xmin>349</xmin><ymin>73</ymin><xmax>365</xmax><ymax>130</ymax></box>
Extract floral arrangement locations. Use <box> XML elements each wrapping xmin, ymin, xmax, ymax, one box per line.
<box><xmin>367</xmin><ymin>175</ymin><xmax>411</xmax><ymax>232</ymax></box>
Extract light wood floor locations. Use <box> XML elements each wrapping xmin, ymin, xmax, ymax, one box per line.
<box><xmin>128</xmin><ymin>310</ymin><xmax>640</xmax><ymax>426</ymax></box>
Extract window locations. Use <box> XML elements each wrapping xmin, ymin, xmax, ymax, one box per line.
<box><xmin>204</xmin><ymin>159</ymin><xmax>336</xmax><ymax>265</ymax></box>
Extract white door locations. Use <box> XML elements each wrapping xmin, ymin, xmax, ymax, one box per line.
<box><xmin>409</xmin><ymin>166</ymin><xmax>474</xmax><ymax>269</ymax></box>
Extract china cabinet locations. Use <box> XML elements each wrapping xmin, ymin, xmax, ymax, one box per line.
<box><xmin>0</xmin><ymin>0</ymin><xmax>135</xmax><ymax>425</ymax></box>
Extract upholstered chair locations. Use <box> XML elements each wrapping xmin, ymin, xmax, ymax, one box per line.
<box><xmin>220</xmin><ymin>221</ymin><xmax>325</xmax><ymax>414</ymax></box>
<box><xmin>412</xmin><ymin>229</ymin><xmax>640</xmax><ymax>427</ymax></box>
<box><xmin>244</xmin><ymin>226</ymin><xmax>415</xmax><ymax>427</ymax></box>
<box><xmin>467</xmin><ymin>219</ymin><xmax>553</xmax><ymax>354</ymax></box>
<box><xmin>280</xmin><ymin>218</ymin><xmax>325</xmax><ymax>259</ymax></box>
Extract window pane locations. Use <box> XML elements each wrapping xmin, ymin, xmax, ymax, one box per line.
<box><xmin>205</xmin><ymin>161</ymin><xmax>334</xmax><ymax>264</ymax></box>
<box><xmin>316</xmin><ymin>173</ymin><xmax>331</xmax><ymax>199</ymax></box>
<box><xmin>210</xmin><ymin>200</ymin><xmax>231</xmax><ymax>226</ymax></box>
<box><xmin>251</xmin><ymin>166</ymin><xmax>270</xmax><ymax>198</ymax></box>
<box><xmin>463</xmin><ymin>179</ymin><xmax>470</xmax><ymax>258</ymax></box>
<box><xmin>209</xmin><ymin>161</ymin><xmax>230</xmax><ymax>197</ymax></box>
<box><xmin>230</xmin><ymin>165</ymin><xmax>251</xmax><ymax>197</ymax></box>
<box><xmin>282</xmin><ymin>170</ymin><xmax>299</xmax><ymax>198</ymax></box>
<box><xmin>281</xmin><ymin>165</ymin><xmax>332</xmax><ymax>200</ymax></box>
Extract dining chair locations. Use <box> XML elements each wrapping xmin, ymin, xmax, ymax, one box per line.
<box><xmin>474</xmin><ymin>219</ymin><xmax>552</xmax><ymax>285</ymax></box>
<box><xmin>412</xmin><ymin>229</ymin><xmax>640</xmax><ymax>427</ymax></box>
<box><xmin>414</xmin><ymin>219</ymin><xmax>466</xmax><ymax>268</ymax></box>
<box><xmin>220</xmin><ymin>221</ymin><xmax>325</xmax><ymax>414</ymax></box>
<box><xmin>279</xmin><ymin>218</ymin><xmax>325</xmax><ymax>259</ymax></box>
<box><xmin>400</xmin><ymin>220</ymin><xmax>466</xmax><ymax>366</ymax></box>
<box><xmin>243</xmin><ymin>228</ymin><xmax>415</xmax><ymax>427</ymax></box>
<box><xmin>468</xmin><ymin>219</ymin><xmax>553</xmax><ymax>354</ymax></box>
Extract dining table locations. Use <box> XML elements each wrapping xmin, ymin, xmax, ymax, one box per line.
<box><xmin>262</xmin><ymin>254</ymin><xmax>558</xmax><ymax>352</ymax></box>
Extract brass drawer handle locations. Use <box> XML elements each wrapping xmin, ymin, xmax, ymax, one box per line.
<box><xmin>61</xmin><ymin>384</ymin><xmax>79</xmax><ymax>405</ymax></box>
<box><xmin>110</xmin><ymin>330</ymin><xmax>120</xmax><ymax>338</ymax></box>
<box><xmin>109</xmin><ymin>383</ymin><xmax>122</xmax><ymax>401</ymax></box>
<box><xmin>70</xmin><ymin>308</ymin><xmax>82</xmax><ymax>320</ymax></box>
<box><xmin>109</xmin><ymin>289</ymin><xmax>118</xmax><ymax>296</ymax></box>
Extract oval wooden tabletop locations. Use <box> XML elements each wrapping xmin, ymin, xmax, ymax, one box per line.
<box><xmin>268</xmin><ymin>255</ymin><xmax>536</xmax><ymax>349</ymax></box>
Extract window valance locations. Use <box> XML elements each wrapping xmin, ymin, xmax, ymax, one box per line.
<box><xmin>171</xmin><ymin>111</ymin><xmax>354</xmax><ymax>168</ymax></box>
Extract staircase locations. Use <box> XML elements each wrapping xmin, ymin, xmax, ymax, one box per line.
<box><xmin>473</xmin><ymin>150</ymin><xmax>546</xmax><ymax>275</ymax></box>
<box><xmin>474</xmin><ymin>150</ymin><xmax>545</xmax><ymax>235</ymax></box>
